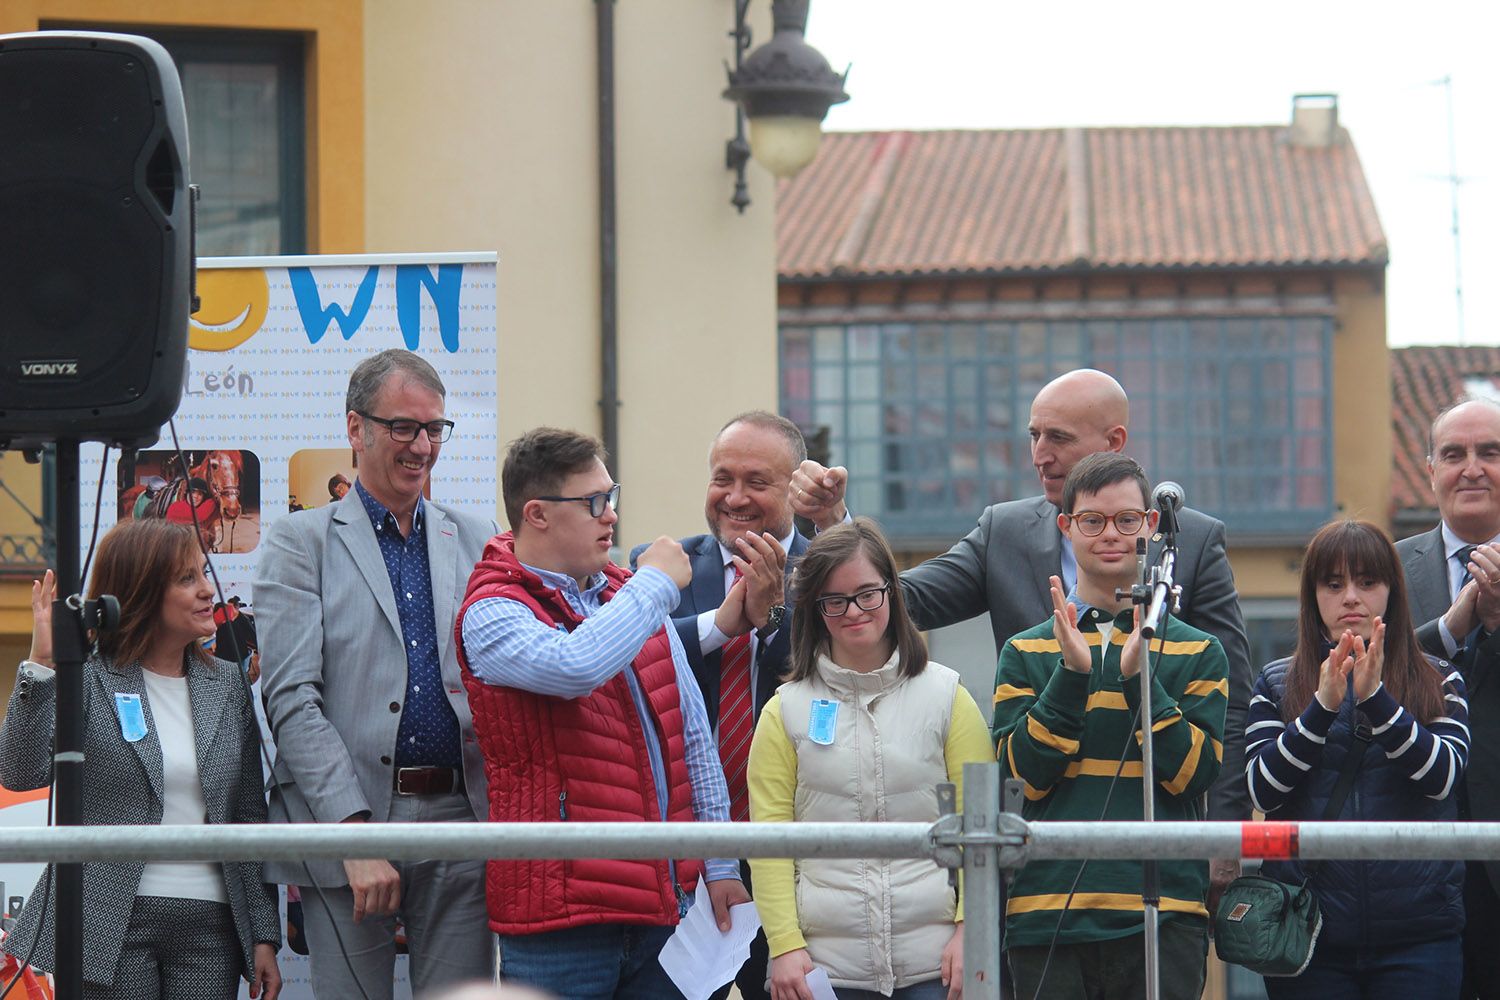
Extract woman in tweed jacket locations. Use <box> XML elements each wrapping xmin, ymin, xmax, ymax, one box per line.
<box><xmin>0</xmin><ymin>519</ymin><xmax>281</xmax><ymax>999</ymax></box>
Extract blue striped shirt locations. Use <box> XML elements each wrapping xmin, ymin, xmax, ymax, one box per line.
<box><xmin>461</xmin><ymin>562</ymin><xmax>738</xmax><ymax>884</ymax></box>
<box><xmin>1246</xmin><ymin>666</ymin><xmax>1470</xmax><ymax>815</ymax></box>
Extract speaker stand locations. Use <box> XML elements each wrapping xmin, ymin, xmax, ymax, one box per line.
<box><xmin>50</xmin><ymin>439</ymin><xmax>86</xmax><ymax>1000</ymax></box>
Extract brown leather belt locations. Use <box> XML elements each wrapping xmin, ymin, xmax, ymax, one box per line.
<box><xmin>393</xmin><ymin>766</ymin><xmax>459</xmax><ymax>796</ymax></box>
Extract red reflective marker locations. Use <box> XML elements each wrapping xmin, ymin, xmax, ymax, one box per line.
<box><xmin>1241</xmin><ymin>822</ymin><xmax>1299</xmax><ymax>859</ymax></box>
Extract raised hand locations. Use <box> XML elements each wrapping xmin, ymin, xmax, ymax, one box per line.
<box><xmin>1049</xmin><ymin>576</ymin><xmax>1091</xmax><ymax>674</ymax></box>
<box><xmin>1444</xmin><ymin>580</ymin><xmax>1479</xmax><ymax>644</ymax></box>
<box><xmin>1315</xmin><ymin>630</ymin><xmax>1356</xmax><ymax>711</ymax></box>
<box><xmin>790</xmin><ymin>460</ymin><xmax>848</xmax><ymax>532</ymax></box>
<box><xmin>1471</xmin><ymin>544</ymin><xmax>1500</xmax><ymax>633</ymax></box>
<box><xmin>733</xmin><ymin>531</ymin><xmax>787</xmax><ymax>631</ymax></box>
<box><xmin>636</xmin><ymin>535</ymin><xmax>692</xmax><ymax>590</ymax></box>
<box><xmin>1351</xmin><ymin>618</ymin><xmax>1386</xmax><ymax>702</ymax></box>
<box><xmin>714</xmin><ymin>574</ymin><xmax>752</xmax><ymax>637</ymax></box>
<box><xmin>1119</xmin><ymin>603</ymin><xmax>1146</xmax><ymax>679</ymax></box>
<box><xmin>28</xmin><ymin>569</ymin><xmax>55</xmax><ymax>668</ymax></box>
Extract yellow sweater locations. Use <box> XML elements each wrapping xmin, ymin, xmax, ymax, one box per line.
<box><xmin>747</xmin><ymin>663</ymin><xmax>993</xmax><ymax>961</ymax></box>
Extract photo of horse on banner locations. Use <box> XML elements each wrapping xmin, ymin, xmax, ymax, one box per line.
<box><xmin>117</xmin><ymin>448</ymin><xmax>263</xmax><ymax>553</ymax></box>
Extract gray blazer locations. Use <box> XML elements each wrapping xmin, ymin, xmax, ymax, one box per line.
<box><xmin>0</xmin><ymin>655</ymin><xmax>280</xmax><ymax>987</ymax></box>
<box><xmin>254</xmin><ymin>492</ymin><xmax>496</xmax><ymax>887</ymax></box>
<box><xmin>899</xmin><ymin>494</ymin><xmax>1253</xmax><ymax>820</ymax></box>
<box><xmin>1398</xmin><ymin>524</ymin><xmax>1500</xmax><ymax>892</ymax></box>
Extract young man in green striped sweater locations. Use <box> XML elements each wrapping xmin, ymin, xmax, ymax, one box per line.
<box><xmin>992</xmin><ymin>452</ymin><xmax>1228</xmax><ymax>1000</ymax></box>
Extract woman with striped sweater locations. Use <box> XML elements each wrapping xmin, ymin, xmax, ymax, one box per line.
<box><xmin>1245</xmin><ymin>519</ymin><xmax>1469</xmax><ymax>998</ymax></box>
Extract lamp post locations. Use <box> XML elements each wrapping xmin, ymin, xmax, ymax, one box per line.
<box><xmin>723</xmin><ymin>0</ymin><xmax>848</xmax><ymax>211</ymax></box>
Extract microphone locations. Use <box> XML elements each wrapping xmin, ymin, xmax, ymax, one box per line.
<box><xmin>1151</xmin><ymin>481</ymin><xmax>1183</xmax><ymax>541</ymax></box>
<box><xmin>1151</xmin><ymin>481</ymin><xmax>1185</xmax><ymax>515</ymax></box>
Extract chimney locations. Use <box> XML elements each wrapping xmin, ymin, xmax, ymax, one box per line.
<box><xmin>1290</xmin><ymin>93</ymin><xmax>1339</xmax><ymax>148</ymax></box>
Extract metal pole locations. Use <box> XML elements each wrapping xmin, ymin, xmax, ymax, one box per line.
<box><xmin>51</xmin><ymin>439</ymin><xmax>84</xmax><ymax>1000</ymax></box>
<box><xmin>595</xmin><ymin>0</ymin><xmax>621</xmax><ymax>488</ymax></box>
<box><xmin>962</xmin><ymin>762</ymin><xmax>1004</xmax><ymax>1000</ymax></box>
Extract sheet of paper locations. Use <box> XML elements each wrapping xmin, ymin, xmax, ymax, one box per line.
<box><xmin>803</xmin><ymin>967</ymin><xmax>839</xmax><ymax>1000</ymax></box>
<box><xmin>658</xmin><ymin>879</ymin><xmax>764</xmax><ymax>1000</ymax></box>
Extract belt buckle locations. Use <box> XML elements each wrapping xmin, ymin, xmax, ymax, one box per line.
<box><xmin>395</xmin><ymin>767</ymin><xmax>427</xmax><ymax>796</ymax></box>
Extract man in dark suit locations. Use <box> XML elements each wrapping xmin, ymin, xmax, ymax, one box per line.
<box><xmin>1396</xmin><ymin>396</ymin><xmax>1500</xmax><ymax>999</ymax></box>
<box><xmin>793</xmin><ymin>369</ymin><xmax>1252</xmax><ymax>888</ymax></box>
<box><xmin>631</xmin><ymin>410</ymin><xmax>809</xmax><ymax>1000</ymax></box>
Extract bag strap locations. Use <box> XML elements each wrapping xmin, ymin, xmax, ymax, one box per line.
<box><xmin>1305</xmin><ymin>719</ymin><xmax>1372</xmax><ymax>880</ymax></box>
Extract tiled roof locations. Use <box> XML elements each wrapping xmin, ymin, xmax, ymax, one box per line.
<box><xmin>777</xmin><ymin>127</ymin><xmax>1388</xmax><ymax>279</ymax></box>
<box><xmin>1391</xmin><ymin>346</ymin><xmax>1500</xmax><ymax>513</ymax></box>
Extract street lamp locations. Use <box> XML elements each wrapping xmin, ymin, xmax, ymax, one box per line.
<box><xmin>723</xmin><ymin>0</ymin><xmax>848</xmax><ymax>211</ymax></box>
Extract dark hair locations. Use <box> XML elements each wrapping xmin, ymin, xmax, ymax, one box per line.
<box><xmin>328</xmin><ymin>472</ymin><xmax>351</xmax><ymax>498</ymax></box>
<box><xmin>502</xmin><ymin>427</ymin><xmax>608</xmax><ymax>532</ymax></box>
<box><xmin>345</xmin><ymin>349</ymin><xmax>446</xmax><ymax>417</ymax></box>
<box><xmin>87</xmin><ymin>519</ymin><xmax>212</xmax><ymax>669</ymax></box>
<box><xmin>1282</xmin><ymin>520</ymin><xmax>1443</xmax><ymax>724</ymax></box>
<box><xmin>1061</xmin><ymin>452</ymin><xmax>1150</xmax><ymax>513</ymax></box>
<box><xmin>717</xmin><ymin>411</ymin><xmax>808</xmax><ymax>466</ymax></box>
<box><xmin>786</xmin><ymin>516</ymin><xmax>926</xmax><ymax>681</ymax></box>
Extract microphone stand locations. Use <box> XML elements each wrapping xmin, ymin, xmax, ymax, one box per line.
<box><xmin>1118</xmin><ymin>505</ymin><xmax>1182</xmax><ymax>1000</ymax></box>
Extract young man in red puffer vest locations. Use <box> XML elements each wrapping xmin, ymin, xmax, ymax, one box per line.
<box><xmin>457</xmin><ymin>426</ymin><xmax>748</xmax><ymax>999</ymax></box>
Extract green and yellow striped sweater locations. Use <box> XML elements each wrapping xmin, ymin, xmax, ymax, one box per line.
<box><xmin>991</xmin><ymin>605</ymin><xmax>1228</xmax><ymax>946</ymax></box>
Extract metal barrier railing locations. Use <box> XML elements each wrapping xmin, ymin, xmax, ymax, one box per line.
<box><xmin>5</xmin><ymin>763</ymin><xmax>1498</xmax><ymax>997</ymax></box>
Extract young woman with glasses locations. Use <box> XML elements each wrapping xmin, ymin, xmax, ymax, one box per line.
<box><xmin>1244</xmin><ymin>519</ymin><xmax>1469</xmax><ymax>997</ymax></box>
<box><xmin>747</xmin><ymin>517</ymin><xmax>991</xmax><ymax>1000</ymax></box>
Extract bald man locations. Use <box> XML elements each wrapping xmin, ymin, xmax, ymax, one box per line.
<box><xmin>794</xmin><ymin>370</ymin><xmax>1252</xmax><ymax>845</ymax></box>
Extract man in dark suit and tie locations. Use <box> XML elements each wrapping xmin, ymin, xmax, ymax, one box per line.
<box><xmin>792</xmin><ymin>369</ymin><xmax>1252</xmax><ymax>892</ymax></box>
<box><xmin>631</xmin><ymin>410</ymin><xmax>809</xmax><ymax>1000</ymax></box>
<box><xmin>1396</xmin><ymin>396</ymin><xmax>1500</xmax><ymax>998</ymax></box>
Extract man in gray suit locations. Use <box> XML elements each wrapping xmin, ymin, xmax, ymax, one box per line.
<box><xmin>1395</xmin><ymin>397</ymin><xmax>1500</xmax><ymax>998</ymax></box>
<box><xmin>256</xmin><ymin>350</ymin><xmax>498</xmax><ymax>999</ymax></box>
<box><xmin>793</xmin><ymin>369</ymin><xmax>1251</xmax><ymax>883</ymax></box>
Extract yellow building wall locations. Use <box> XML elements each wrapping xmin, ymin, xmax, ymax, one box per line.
<box><xmin>0</xmin><ymin>0</ymin><xmax>365</xmax><ymax>254</ymax></box>
<box><xmin>361</xmin><ymin>0</ymin><xmax>779</xmax><ymax>544</ymax></box>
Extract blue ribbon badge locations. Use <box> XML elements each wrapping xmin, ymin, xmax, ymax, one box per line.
<box><xmin>114</xmin><ymin>692</ymin><xmax>147</xmax><ymax>743</ymax></box>
<box><xmin>807</xmin><ymin>698</ymin><xmax>839</xmax><ymax>746</ymax></box>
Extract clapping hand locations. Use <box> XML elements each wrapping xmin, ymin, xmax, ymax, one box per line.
<box><xmin>1350</xmin><ymin>618</ymin><xmax>1386</xmax><ymax>702</ymax></box>
<box><xmin>28</xmin><ymin>569</ymin><xmax>55</xmax><ymax>668</ymax></box>
<box><xmin>1119</xmin><ymin>604</ymin><xmax>1147</xmax><ymax>679</ymax></box>
<box><xmin>1049</xmin><ymin>576</ymin><xmax>1091</xmax><ymax>674</ymax></box>
<box><xmin>1315</xmin><ymin>630</ymin><xmax>1356</xmax><ymax>711</ymax></box>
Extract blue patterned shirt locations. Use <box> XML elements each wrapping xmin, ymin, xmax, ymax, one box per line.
<box><xmin>462</xmin><ymin>562</ymin><xmax>739</xmax><ymax>884</ymax></box>
<box><xmin>355</xmin><ymin>480</ymin><xmax>462</xmax><ymax>769</ymax></box>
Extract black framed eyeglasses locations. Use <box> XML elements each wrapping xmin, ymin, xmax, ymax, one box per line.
<box><xmin>1067</xmin><ymin>509</ymin><xmax>1149</xmax><ymax>537</ymax></box>
<box><xmin>816</xmin><ymin>583</ymin><xmax>891</xmax><ymax>618</ymax></box>
<box><xmin>356</xmin><ymin>411</ymin><xmax>455</xmax><ymax>443</ymax></box>
<box><xmin>536</xmin><ymin>483</ymin><xmax>621</xmax><ymax>518</ymax></box>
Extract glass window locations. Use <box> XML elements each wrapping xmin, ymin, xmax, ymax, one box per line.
<box><xmin>46</xmin><ymin>24</ymin><xmax>308</xmax><ymax>255</ymax></box>
<box><xmin>780</xmin><ymin>315</ymin><xmax>1335</xmax><ymax>542</ymax></box>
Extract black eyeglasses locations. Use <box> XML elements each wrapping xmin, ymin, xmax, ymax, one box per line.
<box><xmin>536</xmin><ymin>483</ymin><xmax>621</xmax><ymax>518</ymax></box>
<box><xmin>356</xmin><ymin>411</ymin><xmax>455</xmax><ymax>443</ymax></box>
<box><xmin>1067</xmin><ymin>509</ymin><xmax>1148</xmax><ymax>537</ymax></box>
<box><xmin>816</xmin><ymin>584</ymin><xmax>891</xmax><ymax>618</ymax></box>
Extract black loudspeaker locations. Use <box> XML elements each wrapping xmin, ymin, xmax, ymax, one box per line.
<box><xmin>0</xmin><ymin>31</ymin><xmax>191</xmax><ymax>449</ymax></box>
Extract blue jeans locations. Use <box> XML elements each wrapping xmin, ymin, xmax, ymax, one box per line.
<box><xmin>1263</xmin><ymin>934</ymin><xmax>1462</xmax><ymax>1000</ymax></box>
<box><xmin>837</xmin><ymin>980</ymin><xmax>949</xmax><ymax>999</ymax></box>
<box><xmin>498</xmin><ymin>923</ymin><xmax>684</xmax><ymax>1000</ymax></box>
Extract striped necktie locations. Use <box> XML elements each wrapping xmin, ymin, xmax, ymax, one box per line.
<box><xmin>1456</xmin><ymin>545</ymin><xmax>1478</xmax><ymax>592</ymax></box>
<box><xmin>718</xmin><ymin>568</ymin><xmax>754</xmax><ymax>823</ymax></box>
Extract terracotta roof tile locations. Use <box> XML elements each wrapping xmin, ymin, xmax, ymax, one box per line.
<box><xmin>1391</xmin><ymin>346</ymin><xmax>1500</xmax><ymax>513</ymax></box>
<box><xmin>778</xmin><ymin>126</ymin><xmax>1388</xmax><ymax>279</ymax></box>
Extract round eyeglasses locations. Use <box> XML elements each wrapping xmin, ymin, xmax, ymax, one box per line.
<box><xmin>1067</xmin><ymin>509</ymin><xmax>1149</xmax><ymax>537</ymax></box>
<box><xmin>816</xmin><ymin>583</ymin><xmax>891</xmax><ymax>618</ymax></box>
<box><xmin>535</xmin><ymin>483</ymin><xmax>621</xmax><ymax>518</ymax></box>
